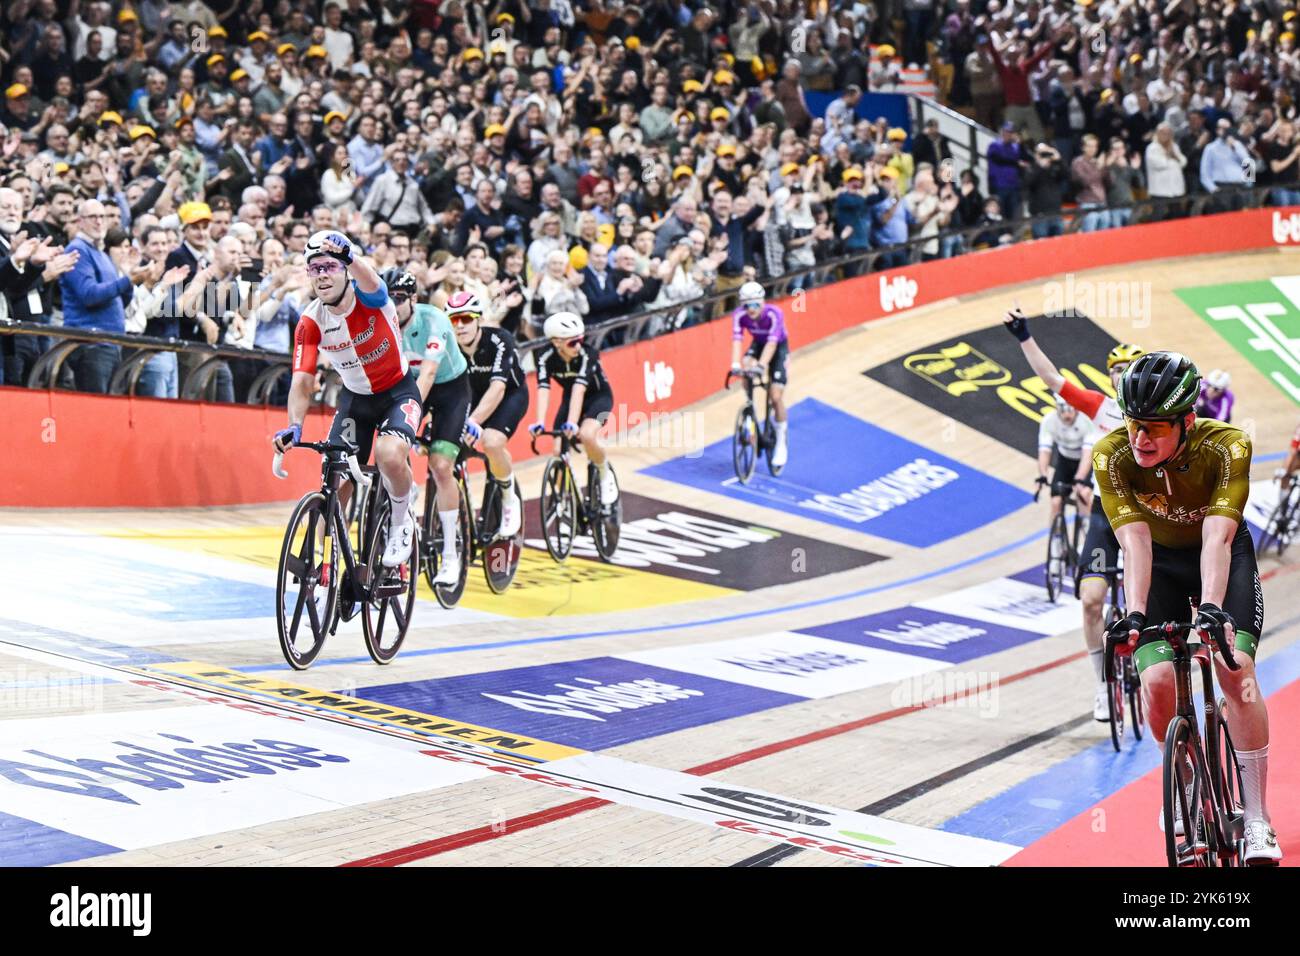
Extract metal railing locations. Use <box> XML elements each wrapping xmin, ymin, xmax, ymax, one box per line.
<box><xmin>908</xmin><ymin>94</ymin><xmax>994</xmax><ymax>195</ymax></box>
<box><xmin>0</xmin><ymin>183</ymin><xmax>1269</xmax><ymax>402</ymax></box>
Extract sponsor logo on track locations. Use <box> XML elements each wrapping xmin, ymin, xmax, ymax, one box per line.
<box><xmin>800</xmin><ymin>604</ymin><xmax>1051</xmax><ymax>662</ymax></box>
<box><xmin>864</xmin><ymin>314</ymin><xmax>1120</xmax><ymax>455</ymax></box>
<box><xmin>482</xmin><ymin>676</ymin><xmax>705</xmax><ymax>722</ymax></box>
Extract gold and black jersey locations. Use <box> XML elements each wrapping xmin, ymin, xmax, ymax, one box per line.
<box><xmin>1092</xmin><ymin>419</ymin><xmax>1253</xmax><ymax>550</ymax></box>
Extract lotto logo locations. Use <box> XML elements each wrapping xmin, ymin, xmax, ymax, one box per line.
<box><xmin>1273</xmin><ymin>211</ymin><xmax>1300</xmax><ymax>244</ymax></box>
<box><xmin>880</xmin><ymin>275</ymin><xmax>919</xmax><ymax>312</ymax></box>
<box><xmin>643</xmin><ymin>361</ymin><xmax>674</xmax><ymax>403</ymax></box>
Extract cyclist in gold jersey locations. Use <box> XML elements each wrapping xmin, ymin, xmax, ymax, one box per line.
<box><xmin>1094</xmin><ymin>351</ymin><xmax>1280</xmax><ymax>863</ymax></box>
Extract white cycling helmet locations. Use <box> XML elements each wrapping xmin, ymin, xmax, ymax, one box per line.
<box><xmin>305</xmin><ymin>229</ymin><xmax>354</xmax><ymax>262</ymax></box>
<box><xmin>739</xmin><ymin>281</ymin><xmax>766</xmax><ymax>305</ymax></box>
<box><xmin>544</xmin><ymin>311</ymin><xmax>585</xmax><ymax>340</ymax></box>
<box><xmin>1206</xmin><ymin>369</ymin><xmax>1231</xmax><ymax>390</ymax></box>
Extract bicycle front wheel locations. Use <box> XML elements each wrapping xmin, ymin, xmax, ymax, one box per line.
<box><xmin>1126</xmin><ymin>657</ymin><xmax>1145</xmax><ymax>741</ymax></box>
<box><xmin>732</xmin><ymin>405</ymin><xmax>758</xmax><ymax>484</ymax></box>
<box><xmin>1211</xmin><ymin>700</ymin><xmax>1245</xmax><ymax>866</ymax></box>
<box><xmin>1106</xmin><ymin>650</ymin><xmax>1125</xmax><ymax>752</ymax></box>
<box><xmin>433</xmin><ymin>479</ymin><xmax>472</xmax><ymax>609</ymax></box>
<box><xmin>360</xmin><ymin>496</ymin><xmax>417</xmax><ymax>665</ymax></box>
<box><xmin>482</xmin><ymin>478</ymin><xmax>524</xmax><ymax>594</ymax></box>
<box><xmin>540</xmin><ymin>458</ymin><xmax>577</xmax><ymax>562</ymax></box>
<box><xmin>276</xmin><ymin>492</ymin><xmax>337</xmax><ymax>670</ymax></box>
<box><xmin>1045</xmin><ymin>513</ymin><xmax>1067</xmax><ymax>603</ymax></box>
<box><xmin>1163</xmin><ymin>717</ymin><xmax>1215</xmax><ymax>868</ymax></box>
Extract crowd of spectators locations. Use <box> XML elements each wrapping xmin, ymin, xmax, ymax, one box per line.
<box><xmin>0</xmin><ymin>0</ymin><xmax>1291</xmax><ymax>402</ymax></box>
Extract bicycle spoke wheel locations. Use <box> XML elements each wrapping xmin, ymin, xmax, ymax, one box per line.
<box><xmin>1212</xmin><ymin>701</ymin><xmax>1245</xmax><ymax>866</ymax></box>
<box><xmin>433</xmin><ymin>481</ymin><xmax>472</xmax><ymax>609</ymax></box>
<box><xmin>1107</xmin><ymin>651</ymin><xmax>1125</xmax><ymax>752</ymax></box>
<box><xmin>1045</xmin><ymin>514</ymin><xmax>1067</xmax><ymax>602</ymax></box>
<box><xmin>591</xmin><ymin>463</ymin><xmax>622</xmax><ymax>561</ymax></box>
<box><xmin>276</xmin><ymin>493</ymin><xmax>336</xmax><ymax>670</ymax></box>
<box><xmin>540</xmin><ymin>458</ymin><xmax>576</xmax><ymax>562</ymax></box>
<box><xmin>361</xmin><ymin>497</ymin><xmax>417</xmax><ymax>664</ymax></box>
<box><xmin>482</xmin><ymin>478</ymin><xmax>524</xmax><ymax>594</ymax></box>
<box><xmin>1127</xmin><ymin>657</ymin><xmax>1145</xmax><ymax>741</ymax></box>
<box><xmin>1163</xmin><ymin>718</ymin><xmax>1213</xmax><ymax>868</ymax></box>
<box><xmin>420</xmin><ymin>475</ymin><xmax>438</xmax><ymax>593</ymax></box>
<box><xmin>763</xmin><ymin>416</ymin><xmax>783</xmax><ymax>477</ymax></box>
<box><xmin>732</xmin><ymin>406</ymin><xmax>758</xmax><ymax>484</ymax></box>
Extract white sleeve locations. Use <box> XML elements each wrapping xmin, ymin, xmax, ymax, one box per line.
<box><xmin>1038</xmin><ymin>412</ymin><xmax>1058</xmax><ymax>451</ymax></box>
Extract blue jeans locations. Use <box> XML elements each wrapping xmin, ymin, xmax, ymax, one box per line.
<box><xmin>995</xmin><ymin>187</ymin><xmax>1022</xmax><ymax>220</ymax></box>
<box><xmin>1109</xmin><ymin>207</ymin><xmax>1133</xmax><ymax>228</ymax></box>
<box><xmin>940</xmin><ymin>234</ymin><xmax>964</xmax><ymax>258</ymax></box>
<box><xmin>1272</xmin><ymin>187</ymin><xmax>1300</xmax><ymax>207</ymax></box>
<box><xmin>875</xmin><ymin>248</ymin><xmax>909</xmax><ymax>271</ymax></box>
<box><xmin>67</xmin><ymin>343</ymin><xmax>122</xmax><ymax>394</ymax></box>
<box><xmin>136</xmin><ymin>351</ymin><xmax>178</xmax><ymax>398</ymax></box>
<box><xmin>1079</xmin><ymin>204</ymin><xmax>1110</xmax><ymax>232</ymax></box>
<box><xmin>1032</xmin><ymin>217</ymin><xmax>1064</xmax><ymax>239</ymax></box>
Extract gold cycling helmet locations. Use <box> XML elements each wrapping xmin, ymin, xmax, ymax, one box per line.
<box><xmin>1107</xmin><ymin>343</ymin><xmax>1145</xmax><ymax>370</ymax></box>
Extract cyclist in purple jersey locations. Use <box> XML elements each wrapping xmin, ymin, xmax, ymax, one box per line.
<box><xmin>729</xmin><ymin>281</ymin><xmax>790</xmax><ymax>467</ymax></box>
<box><xmin>1195</xmin><ymin>369</ymin><xmax>1235</xmax><ymax>422</ymax></box>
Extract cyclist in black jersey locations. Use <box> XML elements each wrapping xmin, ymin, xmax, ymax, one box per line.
<box><xmin>528</xmin><ymin>312</ymin><xmax>619</xmax><ymax>503</ymax></box>
<box><xmin>450</xmin><ymin>289</ymin><xmax>527</xmax><ymax>536</ymax></box>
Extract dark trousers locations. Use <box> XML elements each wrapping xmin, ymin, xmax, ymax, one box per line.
<box><xmin>67</xmin><ymin>343</ymin><xmax>122</xmax><ymax>394</ymax></box>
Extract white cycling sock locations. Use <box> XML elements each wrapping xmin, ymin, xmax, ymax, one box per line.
<box><xmin>775</xmin><ymin>419</ymin><xmax>788</xmax><ymax>436</ymax></box>
<box><xmin>1088</xmin><ymin>647</ymin><xmax>1106</xmax><ymax>684</ymax></box>
<box><xmin>1237</xmin><ymin>745</ymin><xmax>1269</xmax><ymax>822</ymax></box>
<box><xmin>438</xmin><ymin>509</ymin><xmax>458</xmax><ymax>561</ymax></box>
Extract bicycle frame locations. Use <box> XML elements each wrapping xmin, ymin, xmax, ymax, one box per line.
<box><xmin>727</xmin><ymin>369</ymin><xmax>774</xmax><ymax>448</ymax></box>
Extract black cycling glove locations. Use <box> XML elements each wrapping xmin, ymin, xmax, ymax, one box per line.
<box><xmin>1004</xmin><ymin>309</ymin><xmax>1031</xmax><ymax>342</ymax></box>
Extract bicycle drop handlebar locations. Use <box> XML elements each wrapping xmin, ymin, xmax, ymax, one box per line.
<box><xmin>724</xmin><ymin>368</ymin><xmax>766</xmax><ymax>391</ymax></box>
<box><xmin>1103</xmin><ymin>618</ymin><xmax>1241</xmax><ymax>682</ymax></box>
<box><xmin>272</xmin><ymin>440</ymin><xmax>366</xmax><ymax>488</ymax></box>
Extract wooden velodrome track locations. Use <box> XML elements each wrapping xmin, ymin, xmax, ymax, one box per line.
<box><xmin>2</xmin><ymin>246</ymin><xmax>1298</xmax><ymax>868</ymax></box>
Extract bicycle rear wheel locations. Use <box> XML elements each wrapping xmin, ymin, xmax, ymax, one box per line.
<box><xmin>591</xmin><ymin>463</ymin><xmax>622</xmax><ymax>562</ymax></box>
<box><xmin>1163</xmin><ymin>717</ymin><xmax>1215</xmax><ymax>867</ymax></box>
<box><xmin>1045</xmin><ymin>513</ymin><xmax>1067</xmax><ymax>602</ymax></box>
<box><xmin>360</xmin><ymin>495</ymin><xmax>418</xmax><ymax>665</ymax></box>
<box><xmin>732</xmin><ymin>405</ymin><xmax>758</xmax><ymax>484</ymax></box>
<box><xmin>482</xmin><ymin>477</ymin><xmax>524</xmax><ymax>594</ymax></box>
<box><xmin>276</xmin><ymin>492</ymin><xmax>337</xmax><ymax>670</ymax></box>
<box><xmin>763</xmin><ymin>414</ymin><xmax>783</xmax><ymax>477</ymax></box>
<box><xmin>432</xmin><ymin>479</ymin><xmax>472</xmax><ymax>609</ymax></box>
<box><xmin>419</xmin><ymin>473</ymin><xmax>439</xmax><ymax>593</ymax></box>
<box><xmin>540</xmin><ymin>458</ymin><xmax>577</xmax><ymax>562</ymax></box>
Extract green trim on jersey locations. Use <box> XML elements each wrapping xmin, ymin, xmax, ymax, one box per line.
<box><xmin>405</xmin><ymin>303</ymin><xmax>468</xmax><ymax>385</ymax></box>
<box><xmin>1092</xmin><ymin>418</ymin><xmax>1252</xmax><ymax>550</ymax></box>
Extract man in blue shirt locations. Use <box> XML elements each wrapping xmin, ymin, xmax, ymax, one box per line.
<box><xmin>60</xmin><ymin>198</ymin><xmax>134</xmax><ymax>393</ymax></box>
<box><xmin>833</xmin><ymin>167</ymin><xmax>881</xmax><ymax>275</ymax></box>
<box><xmin>348</xmin><ymin>113</ymin><xmax>386</xmax><ymax>200</ymax></box>
<box><xmin>1200</xmin><ymin>117</ymin><xmax>1255</xmax><ymax>212</ymax></box>
<box><xmin>869</xmin><ymin>168</ymin><xmax>913</xmax><ymax>270</ymax></box>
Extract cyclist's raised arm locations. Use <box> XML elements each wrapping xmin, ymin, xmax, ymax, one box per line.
<box><xmin>1004</xmin><ymin>308</ymin><xmax>1066</xmax><ymax>393</ymax></box>
<box><xmin>349</xmin><ymin>251</ymin><xmax>383</xmax><ymax>295</ymax></box>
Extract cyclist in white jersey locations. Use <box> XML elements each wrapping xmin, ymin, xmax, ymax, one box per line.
<box><xmin>1037</xmin><ymin>396</ymin><xmax>1095</xmax><ymax>519</ymax></box>
<box><xmin>273</xmin><ymin>232</ymin><xmax>420</xmax><ymax>568</ymax></box>
<box><xmin>1006</xmin><ymin>307</ymin><xmax>1142</xmax><ymax>720</ymax></box>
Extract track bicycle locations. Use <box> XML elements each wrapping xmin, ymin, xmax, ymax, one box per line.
<box><xmin>1034</xmin><ymin>477</ymin><xmax>1084</xmax><ymax>602</ymax></box>
<box><xmin>726</xmin><ymin>367</ymin><xmax>783</xmax><ymax>484</ymax></box>
<box><xmin>530</xmin><ymin>428</ymin><xmax>621</xmax><ymax>562</ymax></box>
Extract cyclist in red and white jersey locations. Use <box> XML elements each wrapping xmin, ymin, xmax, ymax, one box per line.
<box><xmin>272</xmin><ymin>231</ymin><xmax>421</xmax><ymax>568</ymax></box>
<box><xmin>1006</xmin><ymin>308</ymin><xmax>1143</xmax><ymax>720</ymax></box>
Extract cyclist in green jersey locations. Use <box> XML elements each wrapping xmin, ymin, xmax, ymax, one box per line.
<box><xmin>386</xmin><ymin>268</ymin><xmax>472</xmax><ymax>586</ymax></box>
<box><xmin>1095</xmin><ymin>351</ymin><xmax>1280</xmax><ymax>863</ymax></box>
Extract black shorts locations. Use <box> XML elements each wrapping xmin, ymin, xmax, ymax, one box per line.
<box><xmin>1078</xmin><ymin>498</ymin><xmax>1121</xmax><ymax>581</ymax></box>
<box><xmin>1049</xmin><ymin>454</ymin><xmax>1081</xmax><ymax>497</ymax></box>
<box><xmin>480</xmin><ymin>385</ymin><xmax>529</xmax><ymax>438</ymax></box>
<box><xmin>422</xmin><ymin>371</ymin><xmax>473</xmax><ymax>458</ymax></box>
<box><xmin>746</xmin><ymin>339</ymin><xmax>789</xmax><ymax>385</ymax></box>
<box><xmin>1140</xmin><ymin>520</ymin><xmax>1263</xmax><ymax>652</ymax></box>
<box><xmin>328</xmin><ymin>372</ymin><xmax>423</xmax><ymax>465</ymax></box>
<box><xmin>552</xmin><ymin>386</ymin><xmax>615</xmax><ymax>430</ymax></box>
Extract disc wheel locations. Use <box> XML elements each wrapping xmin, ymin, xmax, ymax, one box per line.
<box><xmin>540</xmin><ymin>458</ymin><xmax>577</xmax><ymax>562</ymax></box>
<box><xmin>359</xmin><ymin>496</ymin><xmax>418</xmax><ymax>664</ymax></box>
<box><xmin>732</xmin><ymin>405</ymin><xmax>758</xmax><ymax>484</ymax></box>
<box><xmin>482</xmin><ymin>478</ymin><xmax>524</xmax><ymax>594</ymax></box>
<box><xmin>275</xmin><ymin>492</ymin><xmax>337</xmax><ymax>670</ymax></box>
<box><xmin>591</xmin><ymin>464</ymin><xmax>622</xmax><ymax>562</ymax></box>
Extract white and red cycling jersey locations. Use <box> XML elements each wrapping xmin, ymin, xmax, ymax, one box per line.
<box><xmin>1291</xmin><ymin>420</ymin><xmax>1300</xmax><ymax>451</ymax></box>
<box><xmin>293</xmin><ymin>284</ymin><xmax>408</xmax><ymax>395</ymax></box>
<box><xmin>1060</xmin><ymin>380</ymin><xmax>1125</xmax><ymax>434</ymax></box>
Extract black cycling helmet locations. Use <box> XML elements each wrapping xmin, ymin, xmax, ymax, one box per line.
<box><xmin>381</xmin><ymin>268</ymin><xmax>418</xmax><ymax>298</ymax></box>
<box><xmin>1117</xmin><ymin>350</ymin><xmax>1201</xmax><ymax>420</ymax></box>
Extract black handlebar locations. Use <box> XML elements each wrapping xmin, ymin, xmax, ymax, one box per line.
<box><xmin>1033</xmin><ymin>476</ymin><xmax>1079</xmax><ymax>502</ymax></box>
<box><xmin>1103</xmin><ymin>618</ymin><xmax>1240</xmax><ymax>682</ymax></box>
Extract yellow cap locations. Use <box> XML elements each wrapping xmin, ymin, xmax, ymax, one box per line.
<box><xmin>1284</xmin><ymin>31</ymin><xmax>1297</xmax><ymax>42</ymax></box>
<box><xmin>716</xmin><ymin>143</ymin><xmax>737</xmax><ymax>157</ymax></box>
<box><xmin>305</xmin><ymin>45</ymin><xmax>328</xmax><ymax>59</ymax></box>
<box><xmin>484</xmin><ymin>123</ymin><xmax>506</xmax><ymax>139</ymax></box>
<box><xmin>490</xmin><ymin>41</ymin><xmax>509</xmax><ymax>55</ymax></box>
<box><xmin>806</xmin><ymin>154</ymin><xmax>822</xmax><ymax>164</ymax></box>
<box><xmin>497</xmin><ymin>12</ymin><xmax>515</xmax><ymax>23</ymax></box>
<box><xmin>129</xmin><ymin>125</ymin><xmax>157</xmax><ymax>140</ymax></box>
<box><xmin>179</xmin><ymin>201</ymin><xmax>213</xmax><ymax>225</ymax></box>
<box><xmin>596</xmin><ymin>223</ymin><xmax>616</xmax><ymax>247</ymax></box>
<box><xmin>710</xmin><ymin>106</ymin><xmax>730</xmax><ymax>121</ymax></box>
<box><xmin>842</xmin><ymin>167</ymin><xmax>864</xmax><ymax>182</ymax></box>
<box><xmin>751</xmin><ymin>56</ymin><xmax>766</xmax><ymax>81</ymax></box>
<box><xmin>876</xmin><ymin>44</ymin><xmax>896</xmax><ymax>58</ymax></box>
<box><xmin>714</xmin><ymin>69</ymin><xmax>735</xmax><ymax>85</ymax></box>
<box><xmin>208</xmin><ymin>25</ymin><xmax>227</xmax><ymax>37</ymax></box>
<box><xmin>248</xmin><ymin>31</ymin><xmax>269</xmax><ymax>42</ymax></box>
<box><xmin>568</xmin><ymin>246</ymin><xmax>588</xmax><ymax>270</ymax></box>
<box><xmin>1246</xmin><ymin>29</ymin><xmax>1257</xmax><ymax>40</ymax></box>
<box><xmin>877</xmin><ymin>166</ymin><xmax>899</xmax><ymax>179</ymax></box>
<box><xmin>1130</xmin><ymin>52</ymin><xmax>1144</xmax><ymax>62</ymax></box>
<box><xmin>324</xmin><ymin>110</ymin><xmax>347</xmax><ymax>125</ymax></box>
<box><xmin>117</xmin><ymin>9</ymin><xmax>138</xmax><ymax>22</ymax></box>
<box><xmin>277</xmin><ymin>42</ymin><xmax>296</xmax><ymax>55</ymax></box>
<box><xmin>54</xmin><ymin>162</ymin><xmax>70</xmax><ymax>174</ymax></box>
<box><xmin>887</xmin><ymin>127</ymin><xmax>907</xmax><ymax>141</ymax></box>
<box><xmin>672</xmin><ymin>164</ymin><xmax>694</xmax><ymax>179</ymax></box>
<box><xmin>230</xmin><ymin>68</ymin><xmax>249</xmax><ymax>82</ymax></box>
<box><xmin>1100</xmin><ymin>88</ymin><xmax>1114</xmax><ymax>101</ymax></box>
<box><xmin>1286</xmin><ymin>9</ymin><xmax>1298</xmax><ymax>19</ymax></box>
<box><xmin>780</xmin><ymin>161</ymin><xmax>800</xmax><ymax>176</ymax></box>
<box><xmin>174</xmin><ymin>115</ymin><xmax>193</xmax><ymax>128</ymax></box>
<box><xmin>99</xmin><ymin>110</ymin><xmax>124</xmax><ymax>125</ymax></box>
<box><xmin>626</xmin><ymin>36</ymin><xmax>641</xmax><ymax>51</ymax></box>
<box><xmin>206</xmin><ymin>53</ymin><xmax>225</xmax><ymax>66</ymax></box>
<box><xmin>682</xmin><ymin>79</ymin><xmax>704</xmax><ymax>93</ymax></box>
<box><xmin>721</xmin><ymin>52</ymin><xmax>735</xmax><ymax>67</ymax></box>
<box><xmin>463</xmin><ymin>47</ymin><xmax>484</xmax><ymax>61</ymax></box>
<box><xmin>5</xmin><ymin>83</ymin><xmax>28</xmax><ymax>99</ymax></box>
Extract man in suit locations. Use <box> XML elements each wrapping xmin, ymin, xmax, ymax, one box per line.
<box><xmin>0</xmin><ymin>187</ymin><xmax>77</xmax><ymax>385</ymax></box>
<box><xmin>580</xmin><ymin>242</ymin><xmax>634</xmax><ymax>325</ymax></box>
<box><xmin>215</xmin><ymin>119</ymin><xmax>259</xmax><ymax>205</ymax></box>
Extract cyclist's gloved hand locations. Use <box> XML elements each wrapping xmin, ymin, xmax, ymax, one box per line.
<box><xmin>1195</xmin><ymin>602</ymin><xmax>1235</xmax><ymax>637</ymax></box>
<box><xmin>1004</xmin><ymin>308</ymin><xmax>1031</xmax><ymax>342</ymax></box>
<box><xmin>560</xmin><ymin>421</ymin><xmax>579</xmax><ymax>438</ymax></box>
<box><xmin>528</xmin><ymin>422</ymin><xmax>546</xmax><ymax>437</ymax></box>
<box><xmin>730</xmin><ymin>364</ymin><xmax>743</xmax><ymax>376</ymax></box>
<box><xmin>273</xmin><ymin>423</ymin><xmax>302</xmax><ymax>452</ymax></box>
<box><xmin>1107</xmin><ymin>610</ymin><xmax>1146</xmax><ymax>643</ymax></box>
<box><xmin>463</xmin><ymin>419</ymin><xmax>482</xmax><ymax>444</ymax></box>
<box><xmin>321</xmin><ymin>232</ymin><xmax>354</xmax><ymax>264</ymax></box>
